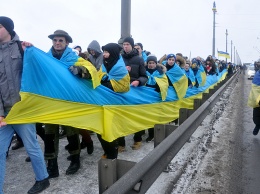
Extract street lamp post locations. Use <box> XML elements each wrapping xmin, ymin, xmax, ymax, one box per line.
<box><xmin>212</xmin><ymin>2</ymin><xmax>217</xmax><ymax>57</ymax></box>
<box><xmin>225</xmin><ymin>29</ymin><xmax>228</xmax><ymax>63</ymax></box>
<box><xmin>118</xmin><ymin>0</ymin><xmax>131</xmax><ymax>46</ymax></box>
<box><xmin>231</xmin><ymin>40</ymin><xmax>233</xmax><ymax>62</ymax></box>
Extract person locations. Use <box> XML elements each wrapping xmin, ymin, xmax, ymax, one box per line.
<box><xmin>119</xmin><ymin>37</ymin><xmax>148</xmax><ymax>151</ymax></box>
<box><xmin>44</xmin><ymin>30</ymin><xmax>81</xmax><ymax>177</ymax></box>
<box><xmin>248</xmin><ymin>69</ymin><xmax>260</xmax><ymax>135</ymax></box>
<box><xmin>73</xmin><ymin>45</ymin><xmax>82</xmax><ymax>53</ymax></box>
<box><xmin>0</xmin><ymin>16</ymin><xmax>50</xmax><ymax>194</ymax></box>
<box><xmin>205</xmin><ymin>55</ymin><xmax>217</xmax><ymax>75</ymax></box>
<box><xmin>175</xmin><ymin>53</ymin><xmax>186</xmax><ymax>68</ymax></box>
<box><xmin>69</xmin><ymin>43</ymin><xmax>130</xmax><ymax>159</ymax></box>
<box><xmin>165</xmin><ymin>54</ymin><xmax>188</xmax><ymax>99</ymax></box>
<box><xmin>134</xmin><ymin>42</ymin><xmax>147</xmax><ymax>62</ymax></box>
<box><xmin>64</xmin><ymin>48</ymin><xmax>94</xmax><ymax>155</ymax></box>
<box><xmin>144</xmin><ymin>55</ymin><xmax>168</xmax><ymax>142</ymax></box>
<box><xmin>98</xmin><ymin>43</ymin><xmax>130</xmax><ymax>158</ymax></box>
<box><xmin>87</xmin><ymin>40</ymin><xmax>103</xmax><ymax>70</ymax></box>
<box><xmin>183</xmin><ymin>63</ymin><xmax>195</xmax><ymax>88</ymax></box>
<box><xmin>227</xmin><ymin>62</ymin><xmax>234</xmax><ymax>77</ymax></box>
<box><xmin>254</xmin><ymin>61</ymin><xmax>260</xmax><ymax>72</ymax></box>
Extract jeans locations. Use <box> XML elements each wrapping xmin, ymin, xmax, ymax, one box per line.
<box><xmin>0</xmin><ymin>123</ymin><xmax>49</xmax><ymax>193</ymax></box>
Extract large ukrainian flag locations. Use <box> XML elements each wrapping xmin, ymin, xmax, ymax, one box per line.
<box><xmin>248</xmin><ymin>70</ymin><xmax>260</xmax><ymax>108</ymax></box>
<box><xmin>5</xmin><ymin>47</ymin><xmax>226</xmax><ymax>142</ymax></box>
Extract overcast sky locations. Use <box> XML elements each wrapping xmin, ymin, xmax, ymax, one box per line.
<box><xmin>2</xmin><ymin>0</ymin><xmax>260</xmax><ymax>63</ymax></box>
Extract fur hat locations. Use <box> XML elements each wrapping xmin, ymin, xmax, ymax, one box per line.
<box><xmin>48</xmin><ymin>30</ymin><xmax>73</xmax><ymax>43</ymax></box>
<box><xmin>123</xmin><ymin>37</ymin><xmax>134</xmax><ymax>48</ymax></box>
<box><xmin>0</xmin><ymin>16</ymin><xmax>14</xmax><ymax>36</ymax></box>
<box><xmin>147</xmin><ymin>55</ymin><xmax>157</xmax><ymax>64</ymax></box>
<box><xmin>167</xmin><ymin>54</ymin><xmax>176</xmax><ymax>60</ymax></box>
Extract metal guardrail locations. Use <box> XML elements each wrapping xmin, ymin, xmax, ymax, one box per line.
<box><xmin>100</xmin><ymin>73</ymin><xmax>237</xmax><ymax>194</ymax></box>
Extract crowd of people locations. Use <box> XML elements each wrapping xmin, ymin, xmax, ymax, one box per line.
<box><xmin>0</xmin><ymin>16</ymin><xmax>247</xmax><ymax>194</ymax></box>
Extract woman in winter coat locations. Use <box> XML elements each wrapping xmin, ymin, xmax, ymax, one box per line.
<box><xmin>97</xmin><ymin>43</ymin><xmax>130</xmax><ymax>159</ymax></box>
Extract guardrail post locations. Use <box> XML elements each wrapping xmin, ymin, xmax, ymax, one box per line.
<box><xmin>209</xmin><ymin>88</ymin><xmax>214</xmax><ymax>96</ymax></box>
<box><xmin>179</xmin><ymin>108</ymin><xmax>188</xmax><ymax>125</ymax></box>
<box><xmin>98</xmin><ymin>159</ymin><xmax>136</xmax><ymax>194</ymax></box>
<box><xmin>98</xmin><ymin>159</ymin><xmax>117</xmax><ymax>194</ymax></box>
<box><xmin>188</xmin><ymin>99</ymin><xmax>201</xmax><ymax>116</ymax></box>
<box><xmin>154</xmin><ymin>124</ymin><xmax>178</xmax><ymax>147</ymax></box>
<box><xmin>201</xmin><ymin>93</ymin><xmax>209</xmax><ymax>104</ymax></box>
<box><xmin>194</xmin><ymin>99</ymin><xmax>201</xmax><ymax>110</ymax></box>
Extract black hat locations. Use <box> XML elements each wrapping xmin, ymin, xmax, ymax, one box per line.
<box><xmin>135</xmin><ymin>43</ymin><xmax>143</xmax><ymax>50</ymax></box>
<box><xmin>48</xmin><ymin>30</ymin><xmax>73</xmax><ymax>43</ymax></box>
<box><xmin>0</xmin><ymin>16</ymin><xmax>14</xmax><ymax>36</ymax></box>
<box><xmin>123</xmin><ymin>37</ymin><xmax>134</xmax><ymax>48</ymax></box>
<box><xmin>147</xmin><ymin>55</ymin><xmax>157</xmax><ymax>64</ymax></box>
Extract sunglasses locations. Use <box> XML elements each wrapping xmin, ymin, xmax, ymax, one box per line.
<box><xmin>53</xmin><ymin>39</ymin><xmax>65</xmax><ymax>43</ymax></box>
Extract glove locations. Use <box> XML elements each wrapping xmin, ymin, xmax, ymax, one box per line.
<box><xmin>69</xmin><ymin>66</ymin><xmax>79</xmax><ymax>75</ymax></box>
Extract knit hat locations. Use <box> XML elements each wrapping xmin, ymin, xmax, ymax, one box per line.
<box><xmin>0</xmin><ymin>16</ymin><xmax>14</xmax><ymax>35</ymax></box>
<box><xmin>48</xmin><ymin>30</ymin><xmax>73</xmax><ymax>43</ymax></box>
<box><xmin>123</xmin><ymin>37</ymin><xmax>134</xmax><ymax>48</ymax></box>
<box><xmin>73</xmin><ymin>45</ymin><xmax>82</xmax><ymax>51</ymax></box>
<box><xmin>147</xmin><ymin>55</ymin><xmax>157</xmax><ymax>64</ymax></box>
<box><xmin>167</xmin><ymin>54</ymin><xmax>176</xmax><ymax>60</ymax></box>
<box><xmin>135</xmin><ymin>43</ymin><xmax>143</xmax><ymax>50</ymax></box>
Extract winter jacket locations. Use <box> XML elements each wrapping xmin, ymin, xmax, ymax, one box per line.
<box><xmin>121</xmin><ymin>49</ymin><xmax>148</xmax><ymax>86</ymax></box>
<box><xmin>0</xmin><ymin>33</ymin><xmax>23</xmax><ymax>116</ymax></box>
<box><xmin>87</xmin><ymin>40</ymin><xmax>103</xmax><ymax>70</ymax></box>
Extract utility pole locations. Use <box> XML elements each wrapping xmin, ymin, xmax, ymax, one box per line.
<box><xmin>225</xmin><ymin>29</ymin><xmax>228</xmax><ymax>63</ymax></box>
<box><xmin>212</xmin><ymin>2</ymin><xmax>217</xmax><ymax>57</ymax></box>
<box><xmin>234</xmin><ymin>46</ymin><xmax>236</xmax><ymax>64</ymax></box>
<box><xmin>118</xmin><ymin>0</ymin><xmax>131</xmax><ymax>46</ymax></box>
<box><xmin>231</xmin><ymin>40</ymin><xmax>233</xmax><ymax>62</ymax></box>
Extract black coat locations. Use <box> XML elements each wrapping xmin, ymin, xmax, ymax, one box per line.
<box><xmin>121</xmin><ymin>49</ymin><xmax>148</xmax><ymax>86</ymax></box>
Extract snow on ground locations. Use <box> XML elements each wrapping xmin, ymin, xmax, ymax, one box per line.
<box><xmin>4</xmin><ymin>128</ymin><xmax>154</xmax><ymax>194</ymax></box>
<box><xmin>4</xmin><ymin>73</ymin><xmax>249</xmax><ymax>194</ymax></box>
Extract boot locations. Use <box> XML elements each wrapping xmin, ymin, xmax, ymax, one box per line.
<box><xmin>47</xmin><ymin>158</ymin><xmax>59</xmax><ymax>178</ymax></box>
<box><xmin>131</xmin><ymin>142</ymin><xmax>142</xmax><ymax>150</ymax></box>
<box><xmin>66</xmin><ymin>154</ymin><xmax>80</xmax><ymax>175</ymax></box>
<box><xmin>84</xmin><ymin>141</ymin><xmax>94</xmax><ymax>154</ymax></box>
<box><xmin>146</xmin><ymin>136</ymin><xmax>154</xmax><ymax>143</ymax></box>
<box><xmin>12</xmin><ymin>141</ymin><xmax>24</xmax><ymax>150</ymax></box>
<box><xmin>253</xmin><ymin>125</ymin><xmax>260</xmax><ymax>135</ymax></box>
<box><xmin>27</xmin><ymin>177</ymin><xmax>50</xmax><ymax>194</ymax></box>
<box><xmin>25</xmin><ymin>156</ymin><xmax>31</xmax><ymax>162</ymax></box>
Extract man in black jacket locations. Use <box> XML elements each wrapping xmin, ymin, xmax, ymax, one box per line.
<box><xmin>118</xmin><ymin>37</ymin><xmax>148</xmax><ymax>151</ymax></box>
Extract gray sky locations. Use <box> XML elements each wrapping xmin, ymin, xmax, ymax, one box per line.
<box><xmin>2</xmin><ymin>0</ymin><xmax>260</xmax><ymax>63</ymax></box>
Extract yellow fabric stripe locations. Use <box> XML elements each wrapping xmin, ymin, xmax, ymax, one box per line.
<box><xmin>6</xmin><ymin>92</ymin><xmax>104</xmax><ymax>134</ymax></box>
<box><xmin>155</xmin><ymin>74</ymin><xmax>169</xmax><ymax>101</ymax></box>
<box><xmin>5</xmin><ymin>91</ymin><xmax>203</xmax><ymax>142</ymax></box>
<box><xmin>173</xmin><ymin>75</ymin><xmax>188</xmax><ymax>99</ymax></box>
<box><xmin>200</xmin><ymin>71</ymin><xmax>207</xmax><ymax>86</ymax></box>
<box><xmin>74</xmin><ymin>58</ymin><xmax>100</xmax><ymax>88</ymax></box>
<box><xmin>248</xmin><ymin>83</ymin><xmax>260</xmax><ymax>108</ymax></box>
<box><xmin>110</xmin><ymin>74</ymin><xmax>130</xmax><ymax>93</ymax></box>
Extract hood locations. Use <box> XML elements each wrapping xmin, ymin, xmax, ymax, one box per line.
<box><xmin>87</xmin><ymin>40</ymin><xmax>102</xmax><ymax>54</ymax></box>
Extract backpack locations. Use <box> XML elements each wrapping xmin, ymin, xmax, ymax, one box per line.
<box><xmin>16</xmin><ymin>41</ymin><xmax>24</xmax><ymax>58</ymax></box>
